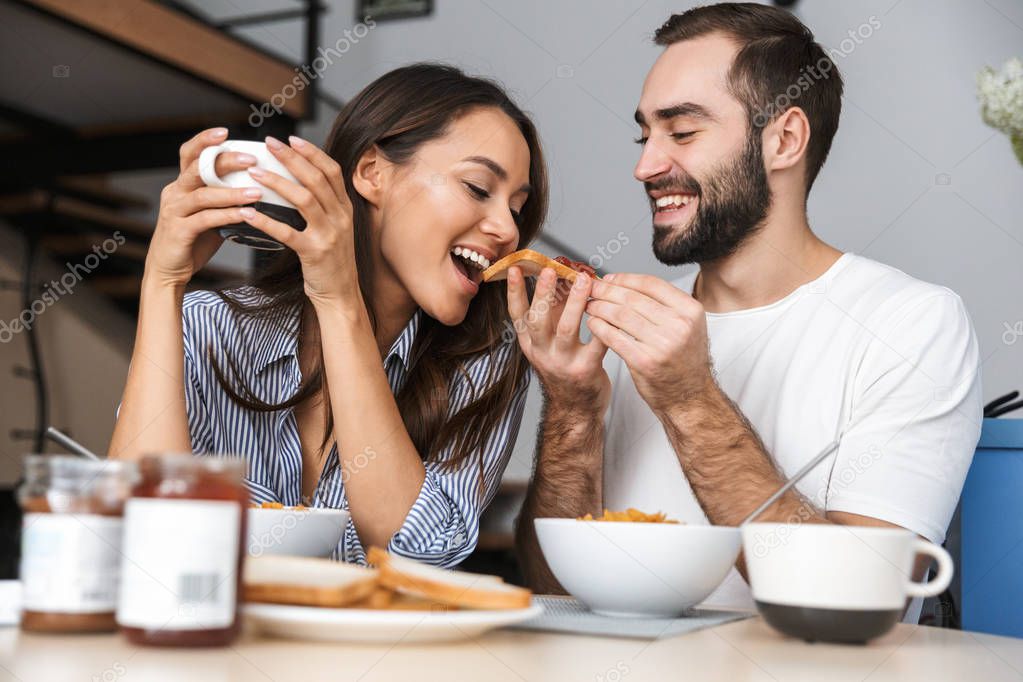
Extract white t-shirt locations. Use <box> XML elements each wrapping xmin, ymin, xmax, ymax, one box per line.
<box><xmin>602</xmin><ymin>253</ymin><xmax>983</xmax><ymax>610</ymax></box>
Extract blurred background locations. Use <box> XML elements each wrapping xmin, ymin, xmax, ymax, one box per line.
<box><xmin>0</xmin><ymin>0</ymin><xmax>1020</xmax><ymax>628</ymax></box>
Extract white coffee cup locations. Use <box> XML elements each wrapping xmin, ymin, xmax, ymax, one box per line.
<box><xmin>198</xmin><ymin>140</ymin><xmax>307</xmax><ymax>250</ymax></box>
<box><xmin>742</xmin><ymin>523</ymin><xmax>953</xmax><ymax>643</ymax></box>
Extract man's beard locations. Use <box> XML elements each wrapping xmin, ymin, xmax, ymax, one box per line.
<box><xmin>649</xmin><ymin>133</ymin><xmax>772</xmax><ymax>266</ymax></box>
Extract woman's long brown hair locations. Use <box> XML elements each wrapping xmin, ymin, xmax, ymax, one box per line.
<box><xmin>208</xmin><ymin>63</ymin><xmax>547</xmax><ymax>490</ymax></box>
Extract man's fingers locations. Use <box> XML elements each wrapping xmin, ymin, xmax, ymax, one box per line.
<box><xmin>587</xmin><ymin>316</ymin><xmax>645</xmax><ymax>366</ymax></box>
<box><xmin>589</xmin><ymin>278</ymin><xmax>668</xmax><ymax>326</ymax></box>
<box><xmin>596</xmin><ymin>273</ymin><xmax>700</xmax><ymax>315</ymax></box>
<box><xmin>586</xmin><ymin>299</ymin><xmax>660</xmax><ymax>345</ymax></box>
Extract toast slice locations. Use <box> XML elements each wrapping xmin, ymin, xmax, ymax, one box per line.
<box><xmin>348</xmin><ymin>589</ymin><xmax>460</xmax><ymax>612</ymax></box>
<box><xmin>243</xmin><ymin>555</ymin><xmax>378</xmax><ymax>608</ymax></box>
<box><xmin>351</xmin><ymin>586</ymin><xmax>395</xmax><ymax>609</ymax></box>
<box><xmin>367</xmin><ymin>547</ymin><xmax>531</xmax><ymax>610</ymax></box>
<box><xmin>482</xmin><ymin>249</ymin><xmax>583</xmax><ymax>283</ymax></box>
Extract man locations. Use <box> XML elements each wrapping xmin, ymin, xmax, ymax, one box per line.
<box><xmin>507</xmin><ymin>3</ymin><xmax>982</xmax><ymax>613</ymax></box>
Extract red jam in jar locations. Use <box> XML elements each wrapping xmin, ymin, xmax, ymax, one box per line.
<box><xmin>116</xmin><ymin>454</ymin><xmax>248</xmax><ymax>647</ymax></box>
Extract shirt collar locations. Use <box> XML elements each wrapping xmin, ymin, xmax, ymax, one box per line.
<box><xmin>249</xmin><ymin>305</ymin><xmax>301</xmax><ymax>377</ymax></box>
<box><xmin>386</xmin><ymin>308</ymin><xmax>423</xmax><ymax>372</ymax></box>
<box><xmin>249</xmin><ymin>303</ymin><xmax>424</xmax><ymax>376</ymax></box>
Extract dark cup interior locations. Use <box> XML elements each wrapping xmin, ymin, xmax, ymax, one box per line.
<box><xmin>756</xmin><ymin>601</ymin><xmax>901</xmax><ymax>644</ymax></box>
<box><xmin>218</xmin><ymin>202</ymin><xmax>307</xmax><ymax>251</ymax></box>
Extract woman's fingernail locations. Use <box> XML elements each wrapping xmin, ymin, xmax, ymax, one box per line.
<box><xmin>575</xmin><ymin>272</ymin><xmax>589</xmax><ymax>288</ymax></box>
<box><xmin>604</xmin><ymin>273</ymin><xmax>615</xmax><ymax>282</ymax></box>
<box><xmin>248</xmin><ymin>166</ymin><xmax>265</xmax><ymax>177</ymax></box>
<box><xmin>243</xmin><ymin>188</ymin><xmax>262</xmax><ymax>198</ymax></box>
<box><xmin>239</xmin><ymin>207</ymin><xmax>256</xmax><ymax>219</ymax></box>
<box><xmin>265</xmin><ymin>135</ymin><xmax>284</xmax><ymax>150</ymax></box>
<box><xmin>211</xmin><ymin>128</ymin><xmax>228</xmax><ymax>138</ymax></box>
<box><xmin>288</xmin><ymin>135</ymin><xmax>306</xmax><ymax>149</ymax></box>
<box><xmin>236</xmin><ymin>153</ymin><xmax>257</xmax><ymax>165</ymax></box>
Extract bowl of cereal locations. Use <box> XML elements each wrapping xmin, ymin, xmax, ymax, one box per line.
<box><xmin>535</xmin><ymin>509</ymin><xmax>740</xmax><ymax>617</ymax></box>
<box><xmin>247</xmin><ymin>502</ymin><xmax>350</xmax><ymax>558</ymax></box>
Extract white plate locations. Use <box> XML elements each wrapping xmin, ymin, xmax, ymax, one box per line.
<box><xmin>244</xmin><ymin>602</ymin><xmax>544</xmax><ymax>644</ymax></box>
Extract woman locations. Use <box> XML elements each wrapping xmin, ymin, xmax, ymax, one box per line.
<box><xmin>109</xmin><ymin>63</ymin><xmax>547</xmax><ymax>567</ymax></box>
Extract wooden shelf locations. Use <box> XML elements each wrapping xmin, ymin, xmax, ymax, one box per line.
<box><xmin>17</xmin><ymin>0</ymin><xmax>309</xmax><ymax>119</ymax></box>
<box><xmin>0</xmin><ymin>190</ymin><xmax>154</xmax><ymax>238</ymax></box>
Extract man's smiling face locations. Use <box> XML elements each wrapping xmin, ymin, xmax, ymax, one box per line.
<box><xmin>634</xmin><ymin>32</ymin><xmax>772</xmax><ymax>266</ymax></box>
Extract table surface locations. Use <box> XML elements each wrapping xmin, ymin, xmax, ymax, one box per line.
<box><xmin>2</xmin><ymin>617</ymin><xmax>1023</xmax><ymax>682</ymax></box>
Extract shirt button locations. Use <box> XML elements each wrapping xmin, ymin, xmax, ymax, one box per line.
<box><xmin>453</xmin><ymin>532</ymin><xmax>466</xmax><ymax>547</ymax></box>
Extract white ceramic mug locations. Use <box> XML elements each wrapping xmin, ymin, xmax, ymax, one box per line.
<box><xmin>198</xmin><ymin>140</ymin><xmax>306</xmax><ymax>250</ymax></box>
<box><xmin>742</xmin><ymin>523</ymin><xmax>953</xmax><ymax>643</ymax></box>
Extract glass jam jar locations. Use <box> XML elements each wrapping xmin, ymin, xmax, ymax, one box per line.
<box><xmin>116</xmin><ymin>455</ymin><xmax>248</xmax><ymax>647</ymax></box>
<box><xmin>18</xmin><ymin>455</ymin><xmax>137</xmax><ymax>633</ymax></box>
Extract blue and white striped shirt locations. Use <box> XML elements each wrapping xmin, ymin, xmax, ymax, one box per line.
<box><xmin>179</xmin><ymin>287</ymin><xmax>529</xmax><ymax>567</ymax></box>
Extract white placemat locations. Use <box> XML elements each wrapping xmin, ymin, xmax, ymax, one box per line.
<box><xmin>508</xmin><ymin>596</ymin><xmax>753</xmax><ymax>640</ymax></box>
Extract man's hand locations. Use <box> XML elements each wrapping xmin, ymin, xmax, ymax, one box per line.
<box><xmin>586</xmin><ymin>273</ymin><xmax>713</xmax><ymax>415</ymax></box>
<box><xmin>507</xmin><ymin>265</ymin><xmax>610</xmax><ymax>409</ymax></box>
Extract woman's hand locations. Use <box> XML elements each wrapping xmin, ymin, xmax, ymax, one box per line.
<box><xmin>146</xmin><ymin>127</ymin><xmax>260</xmax><ymax>289</ymax></box>
<box><xmin>507</xmin><ymin>266</ymin><xmax>611</xmax><ymax>411</ymax></box>
<box><xmin>238</xmin><ymin>135</ymin><xmax>360</xmax><ymax>310</ymax></box>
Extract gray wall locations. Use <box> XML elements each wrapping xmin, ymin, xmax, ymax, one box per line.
<box><xmin>183</xmin><ymin>0</ymin><xmax>1023</xmax><ymax>479</ymax></box>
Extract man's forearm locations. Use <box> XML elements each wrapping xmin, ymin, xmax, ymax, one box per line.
<box><xmin>658</xmin><ymin>382</ymin><xmax>825</xmax><ymax>528</ymax></box>
<box><xmin>516</xmin><ymin>395</ymin><xmax>605</xmax><ymax>593</ymax></box>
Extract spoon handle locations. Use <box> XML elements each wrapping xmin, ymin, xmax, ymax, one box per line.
<box><xmin>739</xmin><ymin>436</ymin><xmax>842</xmax><ymax>527</ymax></box>
<box><xmin>45</xmin><ymin>427</ymin><xmax>101</xmax><ymax>461</ymax></box>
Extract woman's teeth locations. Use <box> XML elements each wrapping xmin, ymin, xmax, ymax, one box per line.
<box><xmin>654</xmin><ymin>194</ymin><xmax>694</xmax><ymax>209</ymax></box>
<box><xmin>452</xmin><ymin>246</ymin><xmax>490</xmax><ymax>270</ymax></box>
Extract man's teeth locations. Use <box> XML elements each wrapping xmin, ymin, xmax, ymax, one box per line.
<box><xmin>654</xmin><ymin>194</ymin><xmax>694</xmax><ymax>209</ymax></box>
<box><xmin>452</xmin><ymin>246</ymin><xmax>490</xmax><ymax>270</ymax></box>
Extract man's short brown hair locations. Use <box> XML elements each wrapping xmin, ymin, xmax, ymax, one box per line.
<box><xmin>654</xmin><ymin>3</ymin><xmax>843</xmax><ymax>193</ymax></box>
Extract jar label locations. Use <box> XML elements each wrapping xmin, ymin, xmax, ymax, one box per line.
<box><xmin>20</xmin><ymin>513</ymin><xmax>123</xmax><ymax>613</ymax></box>
<box><xmin>117</xmin><ymin>499</ymin><xmax>240</xmax><ymax>630</ymax></box>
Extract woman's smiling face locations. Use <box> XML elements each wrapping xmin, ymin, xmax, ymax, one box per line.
<box><xmin>363</xmin><ymin>107</ymin><xmax>532</xmax><ymax>326</ymax></box>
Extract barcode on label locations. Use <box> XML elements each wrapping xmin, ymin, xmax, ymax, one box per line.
<box><xmin>178</xmin><ymin>573</ymin><xmax>221</xmax><ymax>604</ymax></box>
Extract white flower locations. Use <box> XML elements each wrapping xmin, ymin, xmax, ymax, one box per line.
<box><xmin>977</xmin><ymin>57</ymin><xmax>1023</xmax><ymax>134</ymax></box>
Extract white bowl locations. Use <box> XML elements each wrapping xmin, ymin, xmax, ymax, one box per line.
<box><xmin>247</xmin><ymin>507</ymin><xmax>349</xmax><ymax>558</ymax></box>
<box><xmin>535</xmin><ymin>518</ymin><xmax>741</xmax><ymax>617</ymax></box>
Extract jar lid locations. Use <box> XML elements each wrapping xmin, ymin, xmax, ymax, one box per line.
<box><xmin>23</xmin><ymin>454</ymin><xmax>137</xmax><ymax>478</ymax></box>
<box><xmin>21</xmin><ymin>455</ymin><xmax>138</xmax><ymax>494</ymax></box>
